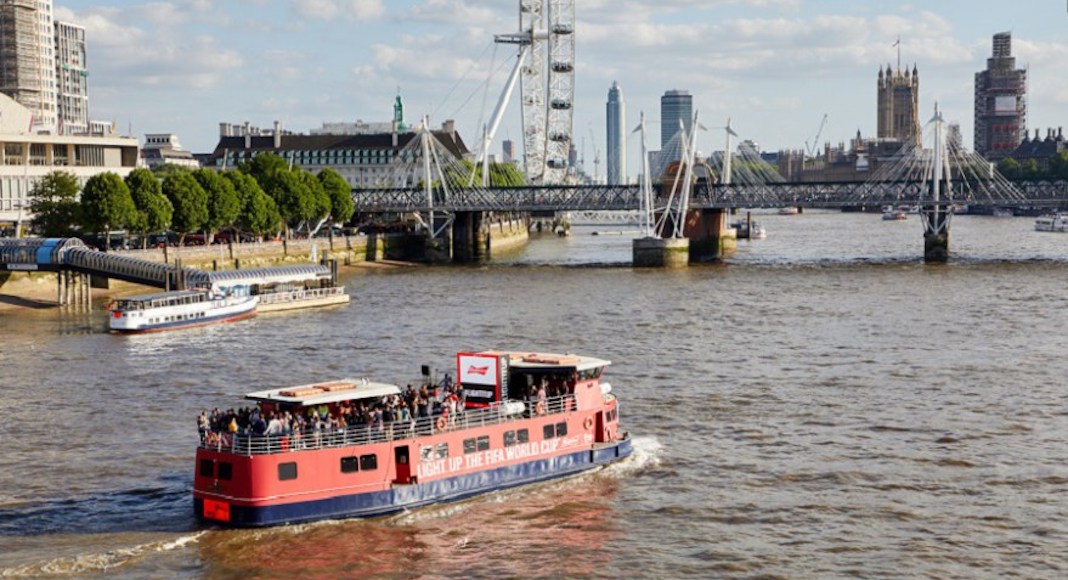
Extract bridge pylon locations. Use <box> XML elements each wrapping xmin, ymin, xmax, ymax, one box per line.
<box><xmin>921</xmin><ymin>107</ymin><xmax>952</xmax><ymax>263</ymax></box>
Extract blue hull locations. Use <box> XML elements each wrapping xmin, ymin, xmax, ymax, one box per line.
<box><xmin>196</xmin><ymin>437</ymin><xmax>632</xmax><ymax>527</ymax></box>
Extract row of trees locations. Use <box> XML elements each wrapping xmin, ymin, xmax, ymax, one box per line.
<box><xmin>26</xmin><ymin>154</ymin><xmax>356</xmax><ymax>247</ymax></box>
<box><xmin>996</xmin><ymin>151</ymin><xmax>1068</xmax><ymax>182</ymax></box>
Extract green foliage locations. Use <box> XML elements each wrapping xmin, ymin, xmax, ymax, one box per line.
<box><xmin>194</xmin><ymin>169</ymin><xmax>241</xmax><ymax>235</ymax></box>
<box><xmin>162</xmin><ymin>170</ymin><xmax>209</xmax><ymax>242</ymax></box>
<box><xmin>1048</xmin><ymin>151</ymin><xmax>1068</xmax><ymax>180</ymax></box>
<box><xmin>264</xmin><ymin>169</ymin><xmax>311</xmax><ymax>234</ymax></box>
<box><xmin>997</xmin><ymin>152</ymin><xmax>1068</xmax><ymax>182</ymax></box>
<box><xmin>224</xmin><ymin>170</ymin><xmax>280</xmax><ymax>238</ymax></box>
<box><xmin>318</xmin><ymin>168</ymin><xmax>355</xmax><ymax>224</ymax></box>
<box><xmin>243</xmin><ymin>153</ymin><xmax>289</xmax><ymax>192</ymax></box>
<box><xmin>27</xmin><ymin>171</ymin><xmax>82</xmax><ymax>237</ymax></box>
<box><xmin>450</xmin><ymin>160</ymin><xmax>527</xmax><ymax>188</ymax></box>
<box><xmin>81</xmin><ymin>172</ymin><xmax>137</xmax><ymax>244</ymax></box>
<box><xmin>996</xmin><ymin>157</ymin><xmax>1020</xmax><ymax>180</ymax></box>
<box><xmin>298</xmin><ymin>169</ymin><xmax>331</xmax><ymax>231</ymax></box>
<box><xmin>125</xmin><ymin>168</ymin><xmax>172</xmax><ymax>246</ymax></box>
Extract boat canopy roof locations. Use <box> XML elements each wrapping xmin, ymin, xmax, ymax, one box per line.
<box><xmin>115</xmin><ymin>289</ymin><xmax>204</xmax><ymax>304</ymax></box>
<box><xmin>245</xmin><ymin>379</ymin><xmax>401</xmax><ymax>407</ymax></box>
<box><xmin>187</xmin><ymin>264</ymin><xmax>332</xmax><ymax>289</ymax></box>
<box><xmin>480</xmin><ymin>351</ymin><xmax>611</xmax><ymax>372</ymax></box>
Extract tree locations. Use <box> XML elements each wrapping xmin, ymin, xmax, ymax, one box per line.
<box><xmin>298</xmin><ymin>169</ymin><xmax>331</xmax><ymax>235</ymax></box>
<box><xmin>81</xmin><ymin>172</ymin><xmax>136</xmax><ymax>250</ymax></box>
<box><xmin>243</xmin><ymin>153</ymin><xmax>289</xmax><ymax>183</ymax></box>
<box><xmin>224</xmin><ymin>171</ymin><xmax>280</xmax><ymax>240</ymax></box>
<box><xmin>26</xmin><ymin>171</ymin><xmax>82</xmax><ymax>237</ymax></box>
<box><xmin>264</xmin><ymin>169</ymin><xmax>311</xmax><ymax>238</ymax></box>
<box><xmin>194</xmin><ymin>168</ymin><xmax>241</xmax><ymax>242</ymax></box>
<box><xmin>997</xmin><ymin>157</ymin><xmax>1020</xmax><ymax>181</ymax></box>
<box><xmin>125</xmin><ymin>168</ymin><xmax>172</xmax><ymax>248</ymax></box>
<box><xmin>162</xmin><ymin>170</ymin><xmax>209</xmax><ymax>246</ymax></box>
<box><xmin>318</xmin><ymin>168</ymin><xmax>355</xmax><ymax>226</ymax></box>
<box><xmin>1048</xmin><ymin>151</ymin><xmax>1068</xmax><ymax>181</ymax></box>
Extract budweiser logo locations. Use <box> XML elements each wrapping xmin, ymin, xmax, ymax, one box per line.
<box><xmin>467</xmin><ymin>365</ymin><xmax>490</xmax><ymax>376</ymax></box>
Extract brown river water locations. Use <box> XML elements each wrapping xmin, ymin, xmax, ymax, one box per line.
<box><xmin>0</xmin><ymin>210</ymin><xmax>1066</xmax><ymax>578</ymax></box>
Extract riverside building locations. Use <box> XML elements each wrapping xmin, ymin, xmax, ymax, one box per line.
<box><xmin>206</xmin><ymin>119</ymin><xmax>470</xmax><ymax>188</ymax></box>
<box><xmin>0</xmin><ymin>93</ymin><xmax>139</xmax><ymax>226</ymax></box>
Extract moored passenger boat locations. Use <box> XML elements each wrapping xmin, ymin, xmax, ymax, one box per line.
<box><xmin>193</xmin><ymin>351</ymin><xmax>632</xmax><ymax>527</ymax></box>
<box><xmin>108</xmin><ymin>288</ymin><xmax>258</xmax><ymax>333</ymax></box>
<box><xmin>1034</xmin><ymin>214</ymin><xmax>1068</xmax><ymax>232</ymax></box>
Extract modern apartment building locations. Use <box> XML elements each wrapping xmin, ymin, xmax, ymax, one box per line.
<box><xmin>974</xmin><ymin>31</ymin><xmax>1027</xmax><ymax>160</ymax></box>
<box><xmin>660</xmin><ymin>89</ymin><xmax>692</xmax><ymax>150</ymax></box>
<box><xmin>54</xmin><ymin>20</ymin><xmax>88</xmax><ymax>135</ymax></box>
<box><xmin>605</xmin><ymin>81</ymin><xmax>626</xmax><ymax>185</ymax></box>
<box><xmin>0</xmin><ymin>0</ymin><xmax>58</xmax><ymax>133</ymax></box>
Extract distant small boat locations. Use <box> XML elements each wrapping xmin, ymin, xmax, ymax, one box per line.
<box><xmin>881</xmin><ymin>206</ymin><xmax>907</xmax><ymax>221</ymax></box>
<box><xmin>778</xmin><ymin>207</ymin><xmax>799</xmax><ymax>215</ymax></box>
<box><xmin>731</xmin><ymin>220</ymin><xmax>767</xmax><ymax>240</ymax></box>
<box><xmin>1034</xmin><ymin>214</ymin><xmax>1068</xmax><ymax>232</ymax></box>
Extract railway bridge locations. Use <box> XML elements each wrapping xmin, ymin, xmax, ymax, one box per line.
<box><xmin>351</xmin><ymin>179</ymin><xmax>1068</xmax><ymax>264</ymax></box>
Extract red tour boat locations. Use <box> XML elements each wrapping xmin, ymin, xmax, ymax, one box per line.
<box><xmin>194</xmin><ymin>350</ymin><xmax>632</xmax><ymax>527</ymax></box>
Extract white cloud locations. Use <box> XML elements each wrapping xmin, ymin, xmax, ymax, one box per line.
<box><xmin>291</xmin><ymin>0</ymin><xmax>384</xmax><ymax>21</ymax></box>
<box><xmin>407</xmin><ymin>0</ymin><xmax>498</xmax><ymax>25</ymax></box>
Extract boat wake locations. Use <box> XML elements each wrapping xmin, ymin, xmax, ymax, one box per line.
<box><xmin>0</xmin><ymin>531</ymin><xmax>206</xmax><ymax>577</ymax></box>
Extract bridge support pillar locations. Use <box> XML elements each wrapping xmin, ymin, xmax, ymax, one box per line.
<box><xmin>686</xmin><ymin>208</ymin><xmax>736</xmax><ymax>263</ymax></box>
<box><xmin>451</xmin><ymin>211</ymin><xmax>487</xmax><ymax>263</ymax></box>
<box><xmin>633</xmin><ymin>236</ymin><xmax>689</xmax><ymax>268</ymax></box>
<box><xmin>921</xmin><ymin>204</ymin><xmax>951</xmax><ymax>263</ymax></box>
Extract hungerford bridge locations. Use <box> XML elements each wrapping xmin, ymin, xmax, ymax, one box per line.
<box><xmin>353</xmin><ymin>112</ymin><xmax>1066</xmax><ymax>265</ymax></box>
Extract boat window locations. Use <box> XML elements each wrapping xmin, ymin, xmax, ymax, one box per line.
<box><xmin>555</xmin><ymin>422</ymin><xmax>567</xmax><ymax>437</ymax></box>
<box><xmin>504</xmin><ymin>431</ymin><xmax>516</xmax><ymax>447</ymax></box>
<box><xmin>217</xmin><ymin>462</ymin><xmax>232</xmax><ymax>481</ymax></box>
<box><xmin>199</xmin><ymin>459</ymin><xmax>213</xmax><ymax>478</ymax></box>
<box><xmin>577</xmin><ymin>367</ymin><xmax>603</xmax><ymax>381</ymax></box>
<box><xmin>463</xmin><ymin>438</ymin><xmax>477</xmax><ymax>454</ymax></box>
<box><xmin>360</xmin><ymin>454</ymin><xmax>378</xmax><ymax>471</ymax></box>
<box><xmin>420</xmin><ymin>446</ymin><xmax>434</xmax><ymax>462</ymax></box>
<box><xmin>278</xmin><ymin>462</ymin><xmax>298</xmax><ymax>481</ymax></box>
<box><xmin>477</xmin><ymin>435</ymin><xmax>490</xmax><ymax>451</ymax></box>
<box><xmin>435</xmin><ymin>443</ymin><xmax>449</xmax><ymax>460</ymax></box>
<box><xmin>543</xmin><ymin>424</ymin><xmax>555</xmax><ymax>439</ymax></box>
<box><xmin>517</xmin><ymin>429</ymin><xmax>529</xmax><ymax>444</ymax></box>
<box><xmin>341</xmin><ymin>456</ymin><xmax>359</xmax><ymax>473</ymax></box>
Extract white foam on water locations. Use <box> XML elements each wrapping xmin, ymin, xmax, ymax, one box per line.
<box><xmin>0</xmin><ymin>531</ymin><xmax>206</xmax><ymax>578</ymax></box>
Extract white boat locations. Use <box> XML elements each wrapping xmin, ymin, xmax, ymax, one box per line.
<box><xmin>256</xmin><ymin>285</ymin><xmax>350</xmax><ymax>313</ymax></box>
<box><xmin>1034</xmin><ymin>214</ymin><xmax>1068</xmax><ymax>232</ymax></box>
<box><xmin>882</xmin><ymin>208</ymin><xmax>907</xmax><ymax>221</ymax></box>
<box><xmin>731</xmin><ymin>220</ymin><xmax>767</xmax><ymax>240</ymax></box>
<box><xmin>778</xmin><ymin>207</ymin><xmax>799</xmax><ymax>215</ymax></box>
<box><xmin>109</xmin><ymin>289</ymin><xmax>258</xmax><ymax>333</ymax></box>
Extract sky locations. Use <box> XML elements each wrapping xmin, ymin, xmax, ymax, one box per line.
<box><xmin>56</xmin><ymin>0</ymin><xmax>1068</xmax><ymax>179</ymax></box>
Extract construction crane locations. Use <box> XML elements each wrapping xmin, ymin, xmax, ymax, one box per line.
<box><xmin>805</xmin><ymin>113</ymin><xmax>828</xmax><ymax>158</ymax></box>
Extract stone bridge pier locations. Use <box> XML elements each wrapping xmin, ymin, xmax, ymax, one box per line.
<box><xmin>921</xmin><ymin>204</ymin><xmax>951</xmax><ymax>263</ymax></box>
<box><xmin>633</xmin><ymin>208</ymin><xmax>736</xmax><ymax>267</ymax></box>
<box><xmin>451</xmin><ymin>211</ymin><xmax>488</xmax><ymax>263</ymax></box>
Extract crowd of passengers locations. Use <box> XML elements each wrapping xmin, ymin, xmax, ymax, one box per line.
<box><xmin>198</xmin><ymin>376</ymin><xmax>573</xmax><ymax>441</ymax></box>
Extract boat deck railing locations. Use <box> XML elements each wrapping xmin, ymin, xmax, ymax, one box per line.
<box><xmin>256</xmin><ymin>286</ymin><xmax>346</xmax><ymax>306</ymax></box>
<box><xmin>199</xmin><ymin>394</ymin><xmax>575</xmax><ymax>455</ymax></box>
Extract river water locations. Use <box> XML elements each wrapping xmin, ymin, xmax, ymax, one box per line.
<box><xmin>1</xmin><ymin>210</ymin><xmax>1066</xmax><ymax>578</ymax></box>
